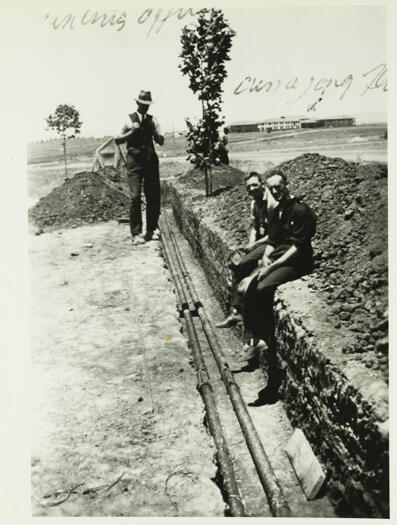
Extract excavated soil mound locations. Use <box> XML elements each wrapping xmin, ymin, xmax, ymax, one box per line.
<box><xmin>177</xmin><ymin>164</ymin><xmax>247</xmax><ymax>193</ymax></box>
<box><xmin>176</xmin><ymin>154</ymin><xmax>388</xmax><ymax>378</ymax></box>
<box><xmin>280</xmin><ymin>154</ymin><xmax>387</xmax><ymax>375</ymax></box>
<box><xmin>29</xmin><ymin>169</ymin><xmax>129</xmax><ymax>230</ymax></box>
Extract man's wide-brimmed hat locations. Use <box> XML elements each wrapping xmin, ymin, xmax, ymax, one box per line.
<box><xmin>134</xmin><ymin>90</ymin><xmax>153</xmax><ymax>105</ymax></box>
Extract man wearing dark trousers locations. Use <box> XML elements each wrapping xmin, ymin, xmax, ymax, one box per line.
<box><xmin>216</xmin><ymin>171</ymin><xmax>270</xmax><ymax>328</ymax></box>
<box><xmin>115</xmin><ymin>90</ymin><xmax>164</xmax><ymax>244</ymax></box>
<box><xmin>243</xmin><ymin>170</ymin><xmax>316</xmax><ymax>402</ymax></box>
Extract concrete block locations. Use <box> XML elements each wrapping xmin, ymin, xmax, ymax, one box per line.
<box><xmin>285</xmin><ymin>428</ymin><xmax>326</xmax><ymax>500</ymax></box>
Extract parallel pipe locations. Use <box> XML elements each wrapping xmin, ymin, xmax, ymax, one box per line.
<box><xmin>161</xmin><ymin>232</ymin><xmax>189</xmax><ymax>312</ymax></box>
<box><xmin>161</xmin><ymin>226</ymin><xmax>246</xmax><ymax>517</ymax></box>
<box><xmin>161</xmin><ymin>210</ymin><xmax>291</xmax><ymax>518</ymax></box>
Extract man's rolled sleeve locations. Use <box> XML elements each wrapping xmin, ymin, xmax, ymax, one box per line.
<box><xmin>289</xmin><ymin>205</ymin><xmax>315</xmax><ymax>247</ymax></box>
<box><xmin>153</xmin><ymin>117</ymin><xmax>162</xmax><ymax>135</ymax></box>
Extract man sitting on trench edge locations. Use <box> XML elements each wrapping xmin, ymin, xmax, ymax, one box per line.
<box><xmin>217</xmin><ymin>169</ymin><xmax>317</xmax><ymax>400</ymax></box>
<box><xmin>216</xmin><ymin>171</ymin><xmax>271</xmax><ymax>329</ymax></box>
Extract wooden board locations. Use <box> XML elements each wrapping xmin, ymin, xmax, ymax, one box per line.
<box><xmin>284</xmin><ymin>428</ymin><xmax>326</xmax><ymax>500</ymax></box>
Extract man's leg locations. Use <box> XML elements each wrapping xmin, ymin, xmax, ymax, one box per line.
<box><xmin>230</xmin><ymin>244</ymin><xmax>267</xmax><ymax>309</ymax></box>
<box><xmin>243</xmin><ymin>265</ymin><xmax>305</xmax><ymax>388</ymax></box>
<box><xmin>127</xmin><ymin>168</ymin><xmax>143</xmax><ymax>237</ymax></box>
<box><xmin>244</xmin><ymin>265</ymin><xmax>303</xmax><ymax>341</ymax></box>
<box><xmin>143</xmin><ymin>160</ymin><xmax>161</xmax><ymax>239</ymax></box>
<box><xmin>234</xmin><ymin>244</ymin><xmax>267</xmax><ymax>280</ymax></box>
<box><xmin>217</xmin><ymin>244</ymin><xmax>267</xmax><ymax>328</ymax></box>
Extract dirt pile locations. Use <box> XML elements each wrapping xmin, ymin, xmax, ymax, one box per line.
<box><xmin>280</xmin><ymin>154</ymin><xmax>387</xmax><ymax>375</ymax></box>
<box><xmin>177</xmin><ymin>164</ymin><xmax>246</xmax><ymax>193</ymax></box>
<box><xmin>177</xmin><ymin>154</ymin><xmax>388</xmax><ymax>378</ymax></box>
<box><xmin>29</xmin><ymin>168</ymin><xmax>129</xmax><ymax>230</ymax></box>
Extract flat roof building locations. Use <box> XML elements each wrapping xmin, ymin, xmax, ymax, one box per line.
<box><xmin>301</xmin><ymin>116</ymin><xmax>355</xmax><ymax>128</ymax></box>
<box><xmin>229</xmin><ymin>121</ymin><xmax>260</xmax><ymax>133</ymax></box>
<box><xmin>229</xmin><ymin>115</ymin><xmax>355</xmax><ymax>133</ymax></box>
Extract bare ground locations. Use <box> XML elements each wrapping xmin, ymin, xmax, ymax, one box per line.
<box><xmin>30</xmin><ymin>221</ymin><xmax>225</xmax><ymax>517</ymax></box>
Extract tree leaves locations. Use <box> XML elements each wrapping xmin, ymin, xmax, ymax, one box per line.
<box><xmin>45</xmin><ymin>104</ymin><xmax>83</xmax><ymax>176</ymax></box>
<box><xmin>46</xmin><ymin>104</ymin><xmax>83</xmax><ymax>140</ymax></box>
<box><xmin>179</xmin><ymin>8</ymin><xmax>236</xmax><ymax>170</ymax></box>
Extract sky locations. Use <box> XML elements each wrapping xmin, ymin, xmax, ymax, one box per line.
<box><xmin>20</xmin><ymin>3</ymin><xmax>387</xmax><ymax>140</ymax></box>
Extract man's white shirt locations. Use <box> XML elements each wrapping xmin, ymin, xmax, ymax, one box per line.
<box><xmin>121</xmin><ymin>111</ymin><xmax>162</xmax><ymax>135</ymax></box>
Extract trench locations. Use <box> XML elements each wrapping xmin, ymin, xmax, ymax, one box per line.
<box><xmin>160</xmin><ymin>176</ymin><xmax>389</xmax><ymax>518</ymax></box>
<box><xmin>159</xmin><ymin>205</ymin><xmax>337</xmax><ymax>518</ymax></box>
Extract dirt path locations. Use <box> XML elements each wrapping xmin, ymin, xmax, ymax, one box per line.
<box><xmin>30</xmin><ymin>222</ymin><xmax>225</xmax><ymax>517</ymax></box>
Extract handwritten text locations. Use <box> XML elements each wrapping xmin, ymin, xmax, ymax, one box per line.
<box><xmin>137</xmin><ymin>8</ymin><xmax>199</xmax><ymax>36</ymax></box>
<box><xmin>234</xmin><ymin>63</ymin><xmax>387</xmax><ymax>108</ymax></box>
<box><xmin>44</xmin><ymin>8</ymin><xmax>199</xmax><ymax>35</ymax></box>
<box><xmin>44</xmin><ymin>10</ymin><xmax>127</xmax><ymax>31</ymax></box>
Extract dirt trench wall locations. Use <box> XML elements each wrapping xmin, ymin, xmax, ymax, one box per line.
<box><xmin>162</xmin><ymin>180</ymin><xmax>389</xmax><ymax>519</ymax></box>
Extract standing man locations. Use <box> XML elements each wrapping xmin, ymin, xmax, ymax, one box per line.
<box><xmin>216</xmin><ymin>171</ymin><xmax>271</xmax><ymax>328</ymax></box>
<box><xmin>115</xmin><ymin>90</ymin><xmax>164</xmax><ymax>244</ymax></box>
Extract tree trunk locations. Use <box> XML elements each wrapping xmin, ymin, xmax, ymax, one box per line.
<box><xmin>201</xmin><ymin>99</ymin><xmax>209</xmax><ymax>196</ymax></box>
<box><xmin>208</xmin><ymin>130</ymin><xmax>213</xmax><ymax>196</ymax></box>
<box><xmin>63</xmin><ymin>137</ymin><xmax>68</xmax><ymax>178</ymax></box>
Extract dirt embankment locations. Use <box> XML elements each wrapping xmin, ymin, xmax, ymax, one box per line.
<box><xmin>281</xmin><ymin>155</ymin><xmax>387</xmax><ymax>364</ymax></box>
<box><xmin>174</xmin><ymin>154</ymin><xmax>388</xmax><ymax>378</ymax></box>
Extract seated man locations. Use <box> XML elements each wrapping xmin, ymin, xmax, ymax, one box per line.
<box><xmin>242</xmin><ymin>169</ymin><xmax>316</xmax><ymax>391</ymax></box>
<box><xmin>216</xmin><ymin>171</ymin><xmax>271</xmax><ymax>328</ymax></box>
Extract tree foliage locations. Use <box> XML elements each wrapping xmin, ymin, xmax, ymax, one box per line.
<box><xmin>46</xmin><ymin>104</ymin><xmax>82</xmax><ymax>140</ymax></box>
<box><xmin>179</xmin><ymin>8</ymin><xmax>235</xmax><ymax>175</ymax></box>
<box><xmin>46</xmin><ymin>104</ymin><xmax>83</xmax><ymax>176</ymax></box>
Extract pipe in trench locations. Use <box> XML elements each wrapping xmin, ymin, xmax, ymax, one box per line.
<box><xmin>161</xmin><ymin>210</ymin><xmax>291</xmax><ymax>518</ymax></box>
<box><xmin>161</xmin><ymin>232</ymin><xmax>246</xmax><ymax>517</ymax></box>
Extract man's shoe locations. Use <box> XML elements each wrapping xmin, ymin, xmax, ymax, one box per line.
<box><xmin>248</xmin><ymin>386</ymin><xmax>279</xmax><ymax>406</ymax></box>
<box><xmin>152</xmin><ymin>228</ymin><xmax>161</xmax><ymax>240</ymax></box>
<box><xmin>144</xmin><ymin>231</ymin><xmax>153</xmax><ymax>242</ymax></box>
<box><xmin>215</xmin><ymin>313</ymin><xmax>243</xmax><ymax>328</ymax></box>
<box><xmin>236</xmin><ymin>339</ymin><xmax>267</xmax><ymax>362</ymax></box>
<box><xmin>131</xmin><ymin>234</ymin><xmax>145</xmax><ymax>245</ymax></box>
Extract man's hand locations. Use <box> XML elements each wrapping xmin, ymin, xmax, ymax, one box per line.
<box><xmin>131</xmin><ymin>122</ymin><xmax>140</xmax><ymax>130</ymax></box>
<box><xmin>257</xmin><ymin>265</ymin><xmax>271</xmax><ymax>281</ymax></box>
<box><xmin>155</xmin><ymin>134</ymin><xmax>165</xmax><ymax>146</ymax></box>
<box><xmin>261</xmin><ymin>255</ymin><xmax>272</xmax><ymax>268</ymax></box>
<box><xmin>256</xmin><ymin>255</ymin><xmax>273</xmax><ymax>280</ymax></box>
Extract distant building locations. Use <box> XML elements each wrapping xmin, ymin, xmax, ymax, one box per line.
<box><xmin>258</xmin><ymin>116</ymin><xmax>304</xmax><ymax>132</ymax></box>
<box><xmin>301</xmin><ymin>116</ymin><xmax>355</xmax><ymax>128</ymax></box>
<box><xmin>229</xmin><ymin>115</ymin><xmax>355</xmax><ymax>133</ymax></box>
<box><xmin>229</xmin><ymin>121</ymin><xmax>260</xmax><ymax>133</ymax></box>
<box><xmin>299</xmin><ymin>119</ymin><xmax>319</xmax><ymax>129</ymax></box>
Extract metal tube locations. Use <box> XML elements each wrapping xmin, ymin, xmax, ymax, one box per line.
<box><xmin>162</xmin><ymin>211</ymin><xmax>201</xmax><ymax>307</ymax></box>
<box><xmin>161</xmin><ymin>233</ymin><xmax>188</xmax><ymax>312</ymax></box>
<box><xmin>183</xmin><ymin>310</ymin><xmax>246</xmax><ymax>517</ymax></box>
<box><xmin>161</xmin><ymin>225</ymin><xmax>246</xmax><ymax>516</ymax></box>
<box><xmin>161</xmin><ymin>211</ymin><xmax>291</xmax><ymax>517</ymax></box>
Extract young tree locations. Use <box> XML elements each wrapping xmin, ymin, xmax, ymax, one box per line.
<box><xmin>179</xmin><ymin>8</ymin><xmax>235</xmax><ymax>195</ymax></box>
<box><xmin>46</xmin><ymin>104</ymin><xmax>83</xmax><ymax>177</ymax></box>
